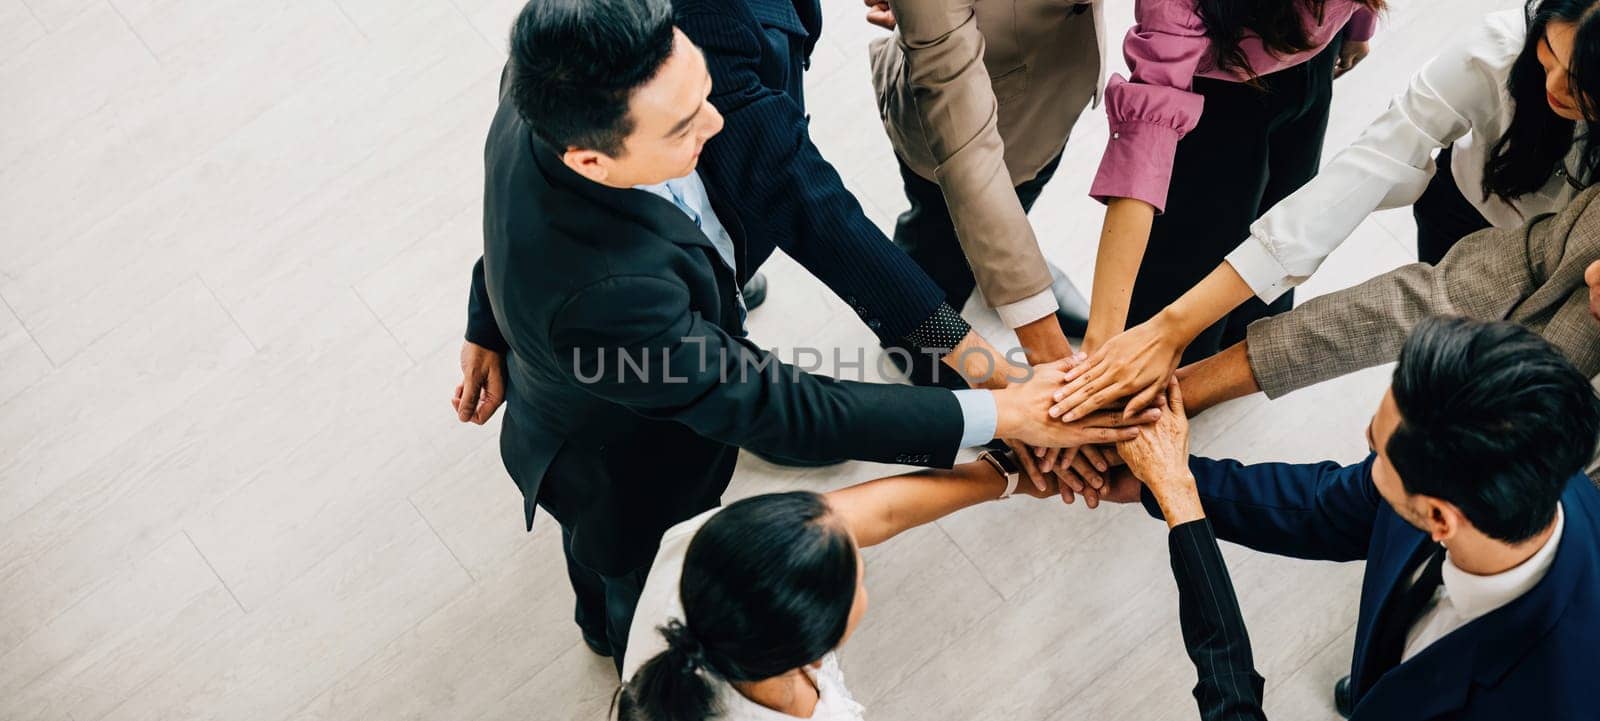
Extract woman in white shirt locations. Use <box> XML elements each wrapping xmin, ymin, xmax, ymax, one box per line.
<box><xmin>615</xmin><ymin>449</ymin><xmax>1046</xmax><ymax>720</ymax></box>
<box><xmin>1047</xmin><ymin>0</ymin><xmax>1600</xmax><ymax>423</ymax></box>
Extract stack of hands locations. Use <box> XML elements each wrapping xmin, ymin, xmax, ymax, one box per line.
<box><xmin>985</xmin><ymin>352</ymin><xmax>1201</xmax><ymax>523</ymax></box>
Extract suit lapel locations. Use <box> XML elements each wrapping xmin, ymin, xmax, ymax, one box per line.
<box><xmin>624</xmin><ymin>183</ymin><xmax>741</xmax><ymax>316</ymax></box>
<box><xmin>1352</xmin><ymin>630</ymin><xmax>1474</xmax><ymax>719</ymax></box>
<box><xmin>526</xmin><ymin>133</ymin><xmax>743</xmax><ymax>326</ymax></box>
<box><xmin>1350</xmin><ymin>509</ymin><xmax>1429</xmax><ymax>698</ymax></box>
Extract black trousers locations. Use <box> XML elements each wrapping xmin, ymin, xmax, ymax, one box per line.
<box><xmin>558</xmin><ymin>523</ymin><xmax>648</xmax><ymax>676</ymax></box>
<box><xmin>892</xmin><ymin>150</ymin><xmax>1066</xmax><ymax>312</ymax></box>
<box><xmin>1413</xmin><ymin>146</ymin><xmax>1492</xmax><ymax>264</ymax></box>
<box><xmin>514</xmin><ymin>408</ymin><xmax>732</xmax><ymax>677</ymax></box>
<box><xmin>1126</xmin><ymin>38</ymin><xmax>1342</xmax><ymax>364</ymax></box>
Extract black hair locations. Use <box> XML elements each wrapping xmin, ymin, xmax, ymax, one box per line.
<box><xmin>1388</xmin><ymin>317</ymin><xmax>1600</xmax><ymax>543</ymax></box>
<box><xmin>616</xmin><ymin>492</ymin><xmax>858</xmax><ymax>721</ymax></box>
<box><xmin>1197</xmin><ymin>0</ymin><xmax>1386</xmax><ymax>81</ymax></box>
<box><xmin>1483</xmin><ymin>0</ymin><xmax>1600</xmax><ymax>200</ymax></box>
<box><xmin>506</xmin><ymin>0</ymin><xmax>675</xmax><ymax>156</ymax></box>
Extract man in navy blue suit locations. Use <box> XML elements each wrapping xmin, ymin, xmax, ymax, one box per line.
<box><xmin>1103</xmin><ymin>317</ymin><xmax>1600</xmax><ymax>720</ymax></box>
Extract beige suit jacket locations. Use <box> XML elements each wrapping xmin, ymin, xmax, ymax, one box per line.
<box><xmin>869</xmin><ymin>0</ymin><xmax>1103</xmax><ymax>318</ymax></box>
<box><xmin>1248</xmin><ymin>186</ymin><xmax>1600</xmax><ymax>398</ymax></box>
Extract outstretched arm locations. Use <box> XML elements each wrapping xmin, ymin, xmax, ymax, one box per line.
<box><xmin>1111</xmin><ymin>378</ymin><xmax>1267</xmax><ymax>721</ymax></box>
<box><xmin>1169</xmin><ymin>519</ymin><xmax>1269</xmax><ymax>721</ymax></box>
<box><xmin>1174</xmin><ymin>340</ymin><xmax>1260</xmax><ymax>414</ymax></box>
<box><xmin>1069</xmin><ymin>2</ymin><xmax>1207</xmax><ymax>417</ymax></box>
<box><xmin>1244</xmin><ymin>186</ymin><xmax>1600</xmax><ymax>398</ymax></box>
<box><xmin>676</xmin><ymin>0</ymin><xmax>965</xmax><ymax>352</ymax></box>
<box><xmin>825</xmin><ymin>455</ymin><xmax>1055</xmax><ymax>548</ymax></box>
<box><xmin>1056</xmin><ymin>8</ymin><xmax>1503</xmax><ymax>420</ymax></box>
<box><xmin>549</xmin><ymin>275</ymin><xmax>1153</xmax><ymax>469</ymax></box>
<box><xmin>886</xmin><ymin>0</ymin><xmax>1066</xmax><ymax>360</ymax></box>
<box><xmin>1137</xmin><ymin>456</ymin><xmax>1382</xmax><ymax>562</ymax></box>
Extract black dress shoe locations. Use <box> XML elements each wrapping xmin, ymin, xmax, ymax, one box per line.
<box><xmin>747</xmin><ymin>447</ymin><xmax>845</xmax><ymax>468</ymax></box>
<box><xmin>1334</xmin><ymin>675</ymin><xmax>1353</xmax><ymax>718</ymax></box>
<box><xmin>582</xmin><ymin>632</ymin><xmax>612</xmax><ymax>658</ymax></box>
<box><xmin>742</xmin><ymin>272</ymin><xmax>768</xmax><ymax>311</ymax></box>
<box><xmin>1048</xmin><ymin>263</ymin><xmax>1090</xmax><ymax>338</ymax></box>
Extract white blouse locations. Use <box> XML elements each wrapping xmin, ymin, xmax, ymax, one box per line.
<box><xmin>622</xmin><ymin>509</ymin><xmax>868</xmax><ymax>721</ymax></box>
<box><xmin>1226</xmin><ymin>9</ymin><xmax>1587</xmax><ymax>302</ymax></box>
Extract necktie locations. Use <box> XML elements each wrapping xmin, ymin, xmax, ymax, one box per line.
<box><xmin>1360</xmin><ymin>543</ymin><xmax>1447</xmax><ymax>694</ymax></box>
<box><xmin>664</xmin><ymin>179</ymin><xmax>746</xmax><ymax>328</ymax></box>
<box><xmin>664</xmin><ymin>180</ymin><xmax>702</xmax><ymax>228</ymax></box>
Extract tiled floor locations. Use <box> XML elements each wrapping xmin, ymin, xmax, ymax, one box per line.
<box><xmin>0</xmin><ymin>1</ymin><xmax>1519</xmax><ymax>719</ymax></box>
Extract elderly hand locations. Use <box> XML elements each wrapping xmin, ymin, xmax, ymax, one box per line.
<box><xmin>1115</xmin><ymin>377</ymin><xmax>1206</xmax><ymax>527</ymax></box>
<box><xmin>1115</xmin><ymin>377</ymin><xmax>1191</xmax><ymax>488</ymax></box>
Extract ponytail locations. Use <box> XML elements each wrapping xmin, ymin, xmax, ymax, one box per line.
<box><xmin>616</xmin><ymin>621</ymin><xmax>720</xmax><ymax>721</ymax></box>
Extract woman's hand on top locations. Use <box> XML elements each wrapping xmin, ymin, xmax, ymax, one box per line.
<box><xmin>1049</xmin><ymin>317</ymin><xmax>1186</xmax><ymax>423</ymax></box>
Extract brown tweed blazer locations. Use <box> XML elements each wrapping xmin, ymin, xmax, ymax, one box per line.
<box><xmin>1247</xmin><ymin>185</ymin><xmax>1600</xmax><ymax>397</ymax></box>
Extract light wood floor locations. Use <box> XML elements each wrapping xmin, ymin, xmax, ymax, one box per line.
<box><xmin>0</xmin><ymin>1</ymin><xmax>1520</xmax><ymax>719</ymax></box>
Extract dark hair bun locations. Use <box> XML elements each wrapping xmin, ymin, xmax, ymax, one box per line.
<box><xmin>661</xmin><ymin>620</ymin><xmax>709</xmax><ymax>674</ymax></box>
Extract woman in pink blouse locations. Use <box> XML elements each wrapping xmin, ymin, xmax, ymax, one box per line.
<box><xmin>1076</xmin><ymin>0</ymin><xmax>1383</xmax><ymax>402</ymax></box>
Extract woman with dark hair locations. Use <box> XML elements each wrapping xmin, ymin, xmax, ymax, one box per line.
<box><xmin>1054</xmin><ymin>0</ymin><xmax>1600</xmax><ymax>424</ymax></box>
<box><xmin>1077</xmin><ymin>0</ymin><xmax>1383</xmax><ymax>383</ymax></box>
<box><xmin>615</xmin><ymin>449</ymin><xmax>1050</xmax><ymax>720</ymax></box>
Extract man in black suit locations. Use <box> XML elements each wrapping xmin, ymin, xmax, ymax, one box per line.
<box><xmin>448</xmin><ymin>0</ymin><xmax>1151</xmax><ymax>674</ymax></box>
<box><xmin>1106</xmin><ymin>318</ymin><xmax>1600</xmax><ymax>720</ymax></box>
<box><xmin>456</xmin><ymin>0</ymin><xmax>1021</xmax><ymax>418</ymax></box>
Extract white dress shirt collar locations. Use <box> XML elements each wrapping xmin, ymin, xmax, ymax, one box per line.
<box><xmin>1440</xmin><ymin>503</ymin><xmax>1564</xmax><ymax>620</ymax></box>
<box><xmin>1404</xmin><ymin>503</ymin><xmax>1564</xmax><ymax>662</ymax></box>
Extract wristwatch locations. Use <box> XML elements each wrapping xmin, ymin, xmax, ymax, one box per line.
<box><xmin>978</xmin><ymin>446</ymin><xmax>1023</xmax><ymax>499</ymax></box>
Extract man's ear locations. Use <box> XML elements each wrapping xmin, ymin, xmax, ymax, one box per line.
<box><xmin>1420</xmin><ymin>496</ymin><xmax>1466</xmax><ymax>543</ymax></box>
<box><xmin>561</xmin><ymin>147</ymin><xmax>610</xmax><ymax>185</ymax></box>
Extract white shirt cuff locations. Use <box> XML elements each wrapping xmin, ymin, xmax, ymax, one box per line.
<box><xmin>952</xmin><ymin>389</ymin><xmax>999</xmax><ymax>449</ymax></box>
<box><xmin>994</xmin><ymin>290</ymin><xmax>1059</xmax><ymax>329</ymax></box>
<box><xmin>1225</xmin><ymin>239</ymin><xmax>1302</xmax><ymax>305</ymax></box>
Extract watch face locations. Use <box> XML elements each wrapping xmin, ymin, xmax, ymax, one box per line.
<box><xmin>993</xmin><ymin>450</ymin><xmax>1022</xmax><ymax>475</ymax></box>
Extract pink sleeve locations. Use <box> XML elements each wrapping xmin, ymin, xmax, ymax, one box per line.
<box><xmin>1089</xmin><ymin>8</ymin><xmax>1209</xmax><ymax>212</ymax></box>
<box><xmin>1344</xmin><ymin>6</ymin><xmax>1378</xmax><ymax>42</ymax></box>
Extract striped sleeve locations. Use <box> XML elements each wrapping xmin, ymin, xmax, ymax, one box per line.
<box><xmin>1169</xmin><ymin>519</ymin><xmax>1269</xmax><ymax>721</ymax></box>
<box><xmin>675</xmin><ymin>2</ymin><xmax>967</xmax><ymax>348</ymax></box>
